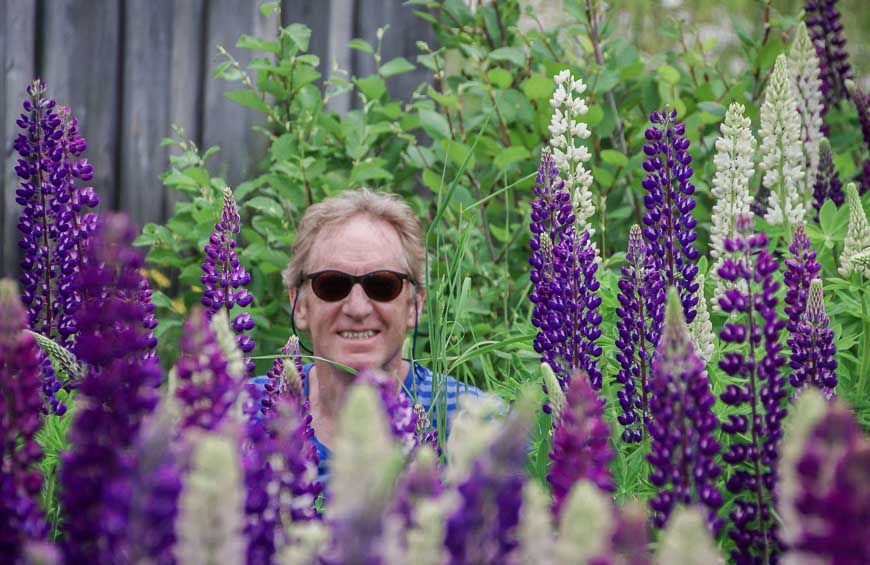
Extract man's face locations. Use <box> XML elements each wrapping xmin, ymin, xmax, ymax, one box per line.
<box><xmin>292</xmin><ymin>215</ymin><xmax>423</xmax><ymax>377</ymax></box>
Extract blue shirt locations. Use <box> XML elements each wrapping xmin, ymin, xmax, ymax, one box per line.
<box><xmin>251</xmin><ymin>361</ymin><xmax>485</xmax><ymax>483</ymax></box>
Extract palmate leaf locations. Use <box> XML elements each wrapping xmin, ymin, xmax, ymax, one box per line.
<box><xmin>24</xmin><ymin>329</ymin><xmax>84</xmax><ymax>384</ymax></box>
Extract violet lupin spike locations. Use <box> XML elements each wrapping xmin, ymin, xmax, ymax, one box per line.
<box><xmin>0</xmin><ymin>279</ymin><xmax>47</xmax><ymax>561</ymax></box>
<box><xmin>201</xmin><ymin>187</ymin><xmax>256</xmax><ymax>374</ymax></box>
<box><xmin>783</xmin><ymin>223</ymin><xmax>822</xmax><ymax>336</ymax></box>
<box><xmin>262</xmin><ymin>335</ymin><xmax>304</xmax><ymax>413</ymax></box>
<box><xmin>646</xmin><ymin>288</ymin><xmax>723</xmax><ymax>533</ymax></box>
<box><xmin>804</xmin><ymin>0</ymin><xmax>853</xmax><ymax>107</ymax></box>
<box><xmin>716</xmin><ymin>214</ymin><xmax>788</xmax><ymax>564</ymax></box>
<box><xmin>811</xmin><ymin>139</ymin><xmax>844</xmax><ymax>221</ymax></box>
<box><xmin>614</xmin><ymin>225</ymin><xmax>665</xmax><ymax>442</ymax></box>
<box><xmin>789</xmin><ymin>279</ymin><xmax>837</xmax><ymax>395</ymax></box>
<box><xmin>640</xmin><ymin>107</ymin><xmax>701</xmax><ymax>324</ymax></box>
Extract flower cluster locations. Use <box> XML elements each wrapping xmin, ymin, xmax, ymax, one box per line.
<box><xmin>358</xmin><ymin>370</ymin><xmax>438</xmax><ymax>452</ymax></box>
<box><xmin>788</xmin><ymin>22</ymin><xmax>825</xmax><ymax>211</ymax></box>
<box><xmin>263</xmin><ymin>335</ymin><xmax>304</xmax><ymax>413</ymax></box>
<box><xmin>759</xmin><ymin>55</ymin><xmax>806</xmax><ymax>232</ymax></box>
<box><xmin>201</xmin><ymin>187</ymin><xmax>256</xmax><ymax>373</ymax></box>
<box><xmin>716</xmin><ymin>214</ymin><xmax>788</xmax><ymax>564</ymax></box>
<box><xmin>710</xmin><ymin>102</ymin><xmax>756</xmax><ymax>306</ymax></box>
<box><xmin>848</xmin><ymin>81</ymin><xmax>870</xmax><ymax>195</ymax></box>
<box><xmin>804</xmin><ymin>0</ymin><xmax>853</xmax><ymax>107</ymax></box>
<box><xmin>647</xmin><ymin>288</ymin><xmax>722</xmax><ymax>532</ymax></box>
<box><xmin>784</xmin><ymin>223</ymin><xmax>822</xmax><ymax>335</ymax></box>
<box><xmin>60</xmin><ymin>214</ymin><xmax>162</xmax><ymax>563</ymax></box>
<box><xmin>812</xmin><ymin>138</ymin><xmax>845</xmax><ymax>220</ymax></box>
<box><xmin>548</xmin><ymin>372</ymin><xmax>613</xmax><ymax>516</ymax></box>
<box><xmin>614</xmin><ymin>225</ymin><xmax>665</xmax><ymax>442</ymax></box>
<box><xmin>839</xmin><ymin>182</ymin><xmax>870</xmax><ymax>278</ymax></box>
<box><xmin>688</xmin><ymin>274</ymin><xmax>715</xmax><ymax>364</ymax></box>
<box><xmin>0</xmin><ymin>280</ymin><xmax>47</xmax><ymax>560</ymax></box>
<box><xmin>789</xmin><ymin>279</ymin><xmax>838</xmax><ymax>395</ymax></box>
<box><xmin>640</xmin><ymin>107</ymin><xmax>701</xmax><ymax>323</ymax></box>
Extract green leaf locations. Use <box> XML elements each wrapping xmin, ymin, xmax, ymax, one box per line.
<box><xmin>422</xmin><ymin>168</ymin><xmax>443</xmax><ymax>194</ymax></box>
<box><xmin>224</xmin><ymin>89</ymin><xmax>270</xmax><ymax>114</ymax></box>
<box><xmin>521</xmin><ymin>74</ymin><xmax>552</xmax><ymax>101</ymax></box>
<box><xmin>619</xmin><ymin>61</ymin><xmax>645</xmax><ymax>81</ymax></box>
<box><xmin>284</xmin><ymin>23</ymin><xmax>311</xmax><ymax>52</ymax></box>
<box><xmin>600</xmin><ymin>149</ymin><xmax>628</xmax><ymax>167</ymax></box>
<box><xmin>657</xmin><ymin>64</ymin><xmax>680</xmax><ymax>85</ymax></box>
<box><xmin>493</xmin><ymin>146</ymin><xmax>530</xmax><ymax>170</ymax></box>
<box><xmin>244</xmin><ymin>196</ymin><xmax>283</xmax><ymax>217</ymax></box>
<box><xmin>348</xmin><ymin>38</ymin><xmax>374</xmax><ymax>55</ymax></box>
<box><xmin>585</xmin><ymin>105</ymin><xmax>604</xmax><ymax>127</ymax></box>
<box><xmin>697</xmin><ymin>101</ymin><xmax>726</xmax><ymax>117</ymax></box>
<box><xmin>350</xmin><ymin>162</ymin><xmax>393</xmax><ymax>184</ymax></box>
<box><xmin>355</xmin><ymin>75</ymin><xmax>386</xmax><ymax>100</ymax></box>
<box><xmin>419</xmin><ymin>109</ymin><xmax>451</xmax><ymax>139</ymax></box>
<box><xmin>380</xmin><ymin>57</ymin><xmax>416</xmax><ymax>78</ymax></box>
<box><xmin>487</xmin><ymin>68</ymin><xmax>513</xmax><ymax>90</ymax></box>
<box><xmin>593</xmin><ymin>70</ymin><xmax>619</xmax><ymax>94</ymax></box>
<box><xmin>488</xmin><ymin>46</ymin><xmax>526</xmax><ymax>67</ymax></box>
<box><xmin>236</xmin><ymin>34</ymin><xmax>279</xmax><ymax>54</ymax></box>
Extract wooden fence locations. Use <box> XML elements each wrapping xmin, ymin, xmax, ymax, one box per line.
<box><xmin>0</xmin><ymin>0</ymin><xmax>435</xmax><ymax>276</ymax></box>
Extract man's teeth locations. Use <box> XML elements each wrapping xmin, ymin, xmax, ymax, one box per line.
<box><xmin>340</xmin><ymin>330</ymin><xmax>376</xmax><ymax>339</ymax></box>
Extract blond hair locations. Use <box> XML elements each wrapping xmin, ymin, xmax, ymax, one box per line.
<box><xmin>283</xmin><ymin>188</ymin><xmax>426</xmax><ymax>293</ymax></box>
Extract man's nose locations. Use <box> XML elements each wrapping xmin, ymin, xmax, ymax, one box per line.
<box><xmin>342</xmin><ymin>282</ymin><xmax>373</xmax><ymax>317</ymax></box>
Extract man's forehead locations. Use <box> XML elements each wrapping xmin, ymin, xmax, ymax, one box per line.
<box><xmin>307</xmin><ymin>216</ymin><xmax>407</xmax><ymax>272</ymax></box>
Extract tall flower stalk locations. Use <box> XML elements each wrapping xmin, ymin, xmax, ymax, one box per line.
<box><xmin>804</xmin><ymin>0</ymin><xmax>853</xmax><ymax>107</ymax></box>
<box><xmin>783</xmin><ymin>223</ymin><xmax>822</xmax><ymax>336</ymax></box>
<box><xmin>614</xmin><ymin>225</ymin><xmax>665</xmax><ymax>442</ymax></box>
<box><xmin>710</xmin><ymin>102</ymin><xmax>756</xmax><ymax>307</ymax></box>
<box><xmin>759</xmin><ymin>55</ymin><xmax>806</xmax><ymax>235</ymax></box>
<box><xmin>789</xmin><ymin>22</ymin><xmax>825</xmax><ymax>210</ymax></box>
<box><xmin>811</xmin><ymin>139</ymin><xmax>845</xmax><ymax>220</ymax></box>
<box><xmin>847</xmin><ymin>81</ymin><xmax>870</xmax><ymax>194</ymax></box>
<box><xmin>60</xmin><ymin>214</ymin><xmax>161</xmax><ymax>563</ymax></box>
<box><xmin>839</xmin><ymin>182</ymin><xmax>870</xmax><ymax>278</ymax></box>
<box><xmin>201</xmin><ymin>187</ymin><xmax>255</xmax><ymax>373</ymax></box>
<box><xmin>716</xmin><ymin>214</ymin><xmax>788</xmax><ymax>564</ymax></box>
<box><xmin>789</xmin><ymin>279</ymin><xmax>837</xmax><ymax>395</ymax></box>
<box><xmin>0</xmin><ymin>279</ymin><xmax>47</xmax><ymax>560</ymax></box>
<box><xmin>646</xmin><ymin>288</ymin><xmax>722</xmax><ymax>532</ymax></box>
<box><xmin>640</xmin><ymin>107</ymin><xmax>701</xmax><ymax>324</ymax></box>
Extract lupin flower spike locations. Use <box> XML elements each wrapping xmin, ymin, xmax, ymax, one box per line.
<box><xmin>547</xmin><ymin>372</ymin><xmax>613</xmax><ymax>517</ymax></box>
<box><xmin>647</xmin><ymin>288</ymin><xmax>723</xmax><ymax>532</ymax></box>
<box><xmin>759</xmin><ymin>55</ymin><xmax>806</xmax><ymax>232</ymax></box>
<box><xmin>811</xmin><ymin>139</ymin><xmax>845</xmax><ymax>221</ymax></box>
<box><xmin>688</xmin><ymin>274</ymin><xmax>714</xmax><ymax>364</ymax></box>
<box><xmin>789</xmin><ymin>279</ymin><xmax>837</xmax><ymax>395</ymax></box>
<box><xmin>654</xmin><ymin>507</ymin><xmax>725</xmax><ymax>565</ymax></box>
<box><xmin>201</xmin><ymin>186</ymin><xmax>256</xmax><ymax>373</ymax></box>
<box><xmin>614</xmin><ymin>224</ymin><xmax>665</xmax><ymax>442</ymax></box>
<box><xmin>514</xmin><ymin>480</ymin><xmax>555</xmax><ymax>565</ymax></box>
<box><xmin>789</xmin><ymin>22</ymin><xmax>825</xmax><ymax>208</ymax></box>
<box><xmin>716</xmin><ymin>213</ymin><xmax>788</xmax><ymax>564</ymax></box>
<box><xmin>541</xmin><ymin>362</ymin><xmax>566</xmax><ymax>419</ymax></box>
<box><xmin>0</xmin><ymin>279</ymin><xmax>47</xmax><ymax>560</ymax></box>
<box><xmin>549</xmin><ymin>69</ymin><xmax>596</xmax><ymax>235</ymax></box>
<box><xmin>554</xmin><ymin>481</ymin><xmax>612</xmax><ymax>564</ymax></box>
<box><xmin>784</xmin><ymin>223</ymin><xmax>822</xmax><ymax>336</ymax></box>
<box><xmin>262</xmin><ymin>334</ymin><xmax>304</xmax><ymax>412</ymax></box>
<box><xmin>839</xmin><ymin>182</ymin><xmax>870</xmax><ymax>277</ymax></box>
<box><xmin>804</xmin><ymin>0</ymin><xmax>854</xmax><ymax>107</ymax></box>
<box><xmin>640</xmin><ymin>107</ymin><xmax>701</xmax><ymax>324</ymax></box>
<box><xmin>710</xmin><ymin>102</ymin><xmax>756</xmax><ymax>307</ymax></box>
<box><xmin>845</xmin><ymin>81</ymin><xmax>870</xmax><ymax>195</ymax></box>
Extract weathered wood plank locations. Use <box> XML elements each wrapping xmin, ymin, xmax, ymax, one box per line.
<box><xmin>119</xmin><ymin>0</ymin><xmax>173</xmax><ymax>228</ymax></box>
<box><xmin>42</xmin><ymin>0</ymin><xmax>121</xmax><ymax>210</ymax></box>
<box><xmin>327</xmin><ymin>0</ymin><xmax>354</xmax><ymax>113</ymax></box>
<box><xmin>201</xmin><ymin>0</ymin><xmax>276</xmax><ymax>191</ymax></box>
<box><xmin>1</xmin><ymin>0</ymin><xmax>37</xmax><ymax>278</ymax></box>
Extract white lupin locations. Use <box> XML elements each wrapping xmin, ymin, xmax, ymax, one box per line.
<box><xmin>709</xmin><ymin>102</ymin><xmax>756</xmax><ymax>307</ymax></box>
<box><xmin>788</xmin><ymin>22</ymin><xmax>825</xmax><ymax>214</ymax></box>
<box><xmin>541</xmin><ymin>363</ymin><xmax>567</xmax><ymax>422</ymax></box>
<box><xmin>277</xmin><ymin>522</ymin><xmax>328</xmax><ymax>565</ymax></box>
<box><xmin>514</xmin><ymin>480</ymin><xmax>555</xmax><ymax>565</ymax></box>
<box><xmin>548</xmin><ymin>70</ymin><xmax>596</xmax><ymax>235</ymax></box>
<box><xmin>554</xmin><ymin>481</ymin><xmax>612</xmax><ymax>564</ymax></box>
<box><xmin>210</xmin><ymin>309</ymin><xmax>247</xmax><ymax>381</ymax></box>
<box><xmin>839</xmin><ymin>183</ymin><xmax>870</xmax><ymax>278</ymax></box>
<box><xmin>654</xmin><ymin>506</ymin><xmax>725</xmax><ymax>565</ymax></box>
<box><xmin>175</xmin><ymin>432</ymin><xmax>246</xmax><ymax>565</ymax></box>
<box><xmin>444</xmin><ymin>395</ymin><xmax>504</xmax><ymax>484</ymax></box>
<box><xmin>759</xmin><ymin>55</ymin><xmax>805</xmax><ymax>232</ymax></box>
<box><xmin>688</xmin><ymin>274</ymin><xmax>715</xmax><ymax>363</ymax></box>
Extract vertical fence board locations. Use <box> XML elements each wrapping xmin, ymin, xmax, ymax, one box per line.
<box><xmin>43</xmin><ymin>0</ymin><xmax>120</xmax><ymax>210</ymax></box>
<box><xmin>327</xmin><ymin>0</ymin><xmax>354</xmax><ymax>113</ymax></box>
<box><xmin>1</xmin><ymin>0</ymin><xmax>37</xmax><ymax>278</ymax></box>
<box><xmin>119</xmin><ymin>0</ymin><xmax>173</xmax><ymax>228</ymax></box>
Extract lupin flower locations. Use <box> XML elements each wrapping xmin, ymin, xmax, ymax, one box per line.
<box><xmin>553</xmin><ymin>481</ymin><xmax>613</xmax><ymax>564</ymax></box>
<box><xmin>778</xmin><ymin>391</ymin><xmax>869</xmax><ymax>563</ymax></box>
<box><xmin>804</xmin><ymin>0</ymin><xmax>853</xmax><ymax>107</ymax></box>
<box><xmin>60</xmin><ymin>214</ymin><xmax>162</xmax><ymax>564</ymax></box>
<box><xmin>710</xmin><ymin>102</ymin><xmax>756</xmax><ymax>307</ymax></box>
<box><xmin>839</xmin><ymin>182</ymin><xmax>870</xmax><ymax>278</ymax></box>
<box><xmin>759</xmin><ymin>55</ymin><xmax>806</xmax><ymax>232</ymax></box>
<box><xmin>175</xmin><ymin>432</ymin><xmax>246</xmax><ymax>565</ymax></box>
<box><xmin>357</xmin><ymin>369</ymin><xmax>434</xmax><ymax>452</ymax></box>
<box><xmin>263</xmin><ymin>335</ymin><xmax>304</xmax><ymax>412</ymax></box>
<box><xmin>614</xmin><ymin>225</ymin><xmax>665</xmax><ymax>442</ymax></box>
<box><xmin>513</xmin><ymin>480</ymin><xmax>555</xmax><ymax>565</ymax></box>
<box><xmin>784</xmin><ymin>223</ymin><xmax>822</xmax><ymax>336</ymax></box>
<box><xmin>646</xmin><ymin>288</ymin><xmax>723</xmax><ymax>532</ymax></box>
<box><xmin>789</xmin><ymin>279</ymin><xmax>837</xmax><ymax>395</ymax></box>
<box><xmin>201</xmin><ymin>187</ymin><xmax>256</xmax><ymax>373</ymax></box>
<box><xmin>444</xmin><ymin>393</ymin><xmax>533</xmax><ymax>564</ymax></box>
<box><xmin>846</xmin><ymin>81</ymin><xmax>870</xmax><ymax>195</ymax></box>
<box><xmin>548</xmin><ymin>371</ymin><xmax>613</xmax><ymax>517</ymax></box>
<box><xmin>811</xmin><ymin>139</ymin><xmax>845</xmax><ymax>220</ymax></box>
<box><xmin>789</xmin><ymin>22</ymin><xmax>825</xmax><ymax>208</ymax></box>
<box><xmin>322</xmin><ymin>385</ymin><xmax>405</xmax><ymax>564</ymax></box>
<box><xmin>654</xmin><ymin>507</ymin><xmax>725</xmax><ymax>565</ymax></box>
<box><xmin>716</xmin><ymin>214</ymin><xmax>788</xmax><ymax>564</ymax></box>
<box><xmin>0</xmin><ymin>280</ymin><xmax>47</xmax><ymax>561</ymax></box>
<box><xmin>688</xmin><ymin>275</ymin><xmax>714</xmax><ymax>364</ymax></box>
<box><xmin>640</xmin><ymin>107</ymin><xmax>701</xmax><ymax>324</ymax></box>
<box><xmin>548</xmin><ymin>69</ymin><xmax>596</xmax><ymax>234</ymax></box>
<box><xmin>529</xmin><ymin>150</ymin><xmax>603</xmax><ymax>388</ymax></box>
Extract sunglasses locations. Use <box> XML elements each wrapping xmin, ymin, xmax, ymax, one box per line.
<box><xmin>302</xmin><ymin>270</ymin><xmax>414</xmax><ymax>302</ymax></box>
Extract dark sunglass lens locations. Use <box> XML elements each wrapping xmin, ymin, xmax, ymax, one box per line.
<box><xmin>363</xmin><ymin>272</ymin><xmax>404</xmax><ymax>302</ymax></box>
<box><xmin>312</xmin><ymin>272</ymin><xmax>353</xmax><ymax>301</ymax></box>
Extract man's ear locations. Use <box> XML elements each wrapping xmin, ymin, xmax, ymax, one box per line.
<box><xmin>407</xmin><ymin>289</ymin><xmax>425</xmax><ymax>329</ymax></box>
<box><xmin>289</xmin><ymin>287</ymin><xmax>309</xmax><ymax>331</ymax></box>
